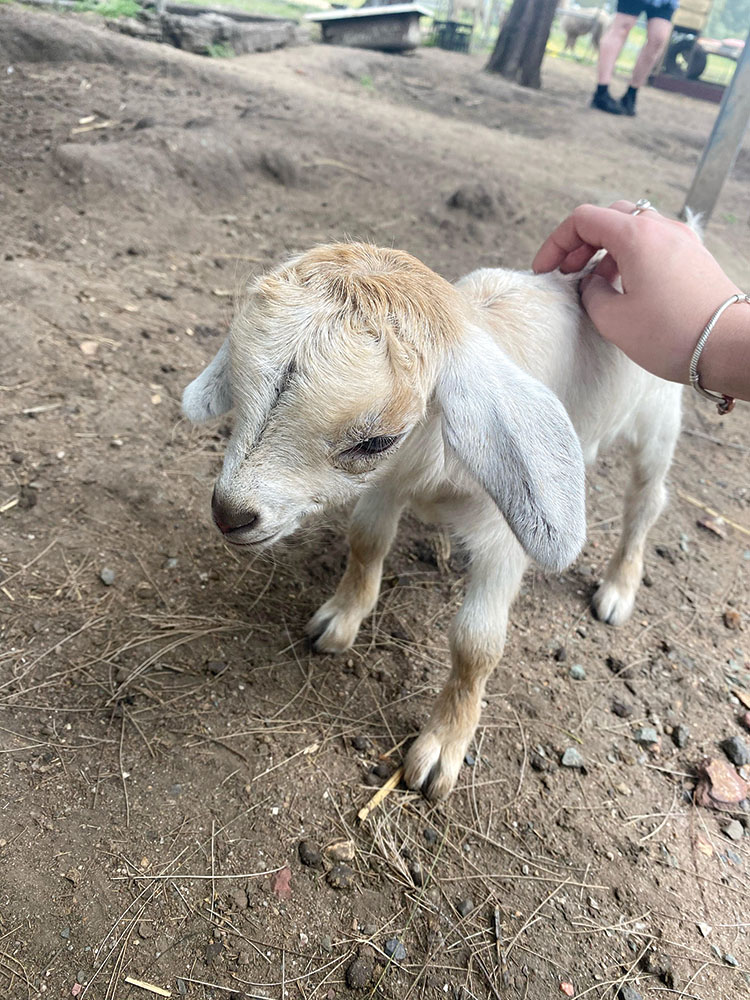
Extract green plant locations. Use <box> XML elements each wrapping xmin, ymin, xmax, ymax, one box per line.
<box><xmin>359</xmin><ymin>74</ymin><xmax>374</xmax><ymax>89</ymax></box>
<box><xmin>74</xmin><ymin>0</ymin><xmax>140</xmax><ymax>16</ymax></box>
<box><xmin>206</xmin><ymin>42</ymin><xmax>236</xmax><ymax>57</ymax></box>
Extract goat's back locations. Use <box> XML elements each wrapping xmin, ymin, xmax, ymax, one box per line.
<box><xmin>456</xmin><ymin>267</ymin><xmax>682</xmax><ymax>463</ymax></box>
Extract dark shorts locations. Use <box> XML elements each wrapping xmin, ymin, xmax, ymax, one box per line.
<box><xmin>617</xmin><ymin>0</ymin><xmax>675</xmax><ymax>20</ymax></box>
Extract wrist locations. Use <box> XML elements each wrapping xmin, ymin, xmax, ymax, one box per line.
<box><xmin>696</xmin><ymin>292</ymin><xmax>750</xmax><ymax>403</ymax></box>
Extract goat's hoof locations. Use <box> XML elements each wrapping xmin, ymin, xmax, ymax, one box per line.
<box><xmin>592</xmin><ymin>580</ymin><xmax>636</xmax><ymax>627</ymax></box>
<box><xmin>305</xmin><ymin>603</ymin><xmax>360</xmax><ymax>653</ymax></box>
<box><xmin>404</xmin><ymin>732</ymin><xmax>463</xmax><ymax>801</ymax></box>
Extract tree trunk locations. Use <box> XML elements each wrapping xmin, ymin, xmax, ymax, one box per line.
<box><xmin>485</xmin><ymin>0</ymin><xmax>559</xmax><ymax>89</ymax></box>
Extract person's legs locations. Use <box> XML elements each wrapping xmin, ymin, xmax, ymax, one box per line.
<box><xmin>591</xmin><ymin>10</ymin><xmax>638</xmax><ymax>113</ymax></box>
<box><xmin>631</xmin><ymin>14</ymin><xmax>672</xmax><ymax>86</ymax></box>
<box><xmin>619</xmin><ymin>14</ymin><xmax>672</xmax><ymax>114</ymax></box>
<box><xmin>598</xmin><ymin>12</ymin><xmax>638</xmax><ymax>84</ymax></box>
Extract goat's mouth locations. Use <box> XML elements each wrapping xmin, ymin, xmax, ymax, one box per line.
<box><xmin>222</xmin><ymin>530</ymin><xmax>282</xmax><ymax>549</ymax></box>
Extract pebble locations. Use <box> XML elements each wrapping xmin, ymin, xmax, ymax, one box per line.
<box><xmin>351</xmin><ymin>735</ymin><xmax>370</xmax><ymax>751</ymax></box>
<box><xmin>724</xmin><ymin>953</ymin><xmax>739</xmax><ymax>967</ymax></box>
<box><xmin>554</xmin><ymin>646</ymin><xmax>568</xmax><ymax>662</ymax></box>
<box><xmin>633</xmin><ymin>727</ymin><xmax>659</xmax><ymax>747</ymax></box>
<box><xmin>724</xmin><ymin>608</ymin><xmax>742</xmax><ymax>630</ymax></box>
<box><xmin>721</xmin><ymin>736</ymin><xmax>749</xmax><ymax>767</ymax></box>
<box><xmin>672</xmin><ymin>724</ymin><xmax>690</xmax><ymax>749</ymax></box>
<box><xmin>346</xmin><ymin>949</ymin><xmax>375</xmax><ymax>989</ymax></box>
<box><xmin>206</xmin><ymin>660</ymin><xmax>227</xmax><ymax>676</ymax></box>
<box><xmin>163</xmin><ymin>557</ymin><xmax>178</xmax><ymax>570</ymax></box>
<box><xmin>298</xmin><ymin>840</ymin><xmax>323</xmax><ymax>869</ymax></box>
<box><xmin>424</xmin><ymin>827</ymin><xmax>438</xmax><ymax>845</ymax></box>
<box><xmin>618</xmin><ymin>988</ymin><xmax>643</xmax><ymax>1000</ymax></box>
<box><xmin>464</xmin><ymin>753</ymin><xmax>476</xmax><ymax>766</ymax></box>
<box><xmin>384</xmin><ymin>937</ymin><xmax>407</xmax><ymax>962</ymax></box>
<box><xmin>456</xmin><ymin>897</ymin><xmax>474</xmax><ymax>917</ymax></box>
<box><xmin>561</xmin><ymin>747</ymin><xmax>585</xmax><ymax>769</ymax></box>
<box><xmin>60</xmin><ymin>928</ymin><xmax>70</xmax><ymax>940</ymax></box>
<box><xmin>723</xmin><ymin>819</ymin><xmax>744</xmax><ymax>841</ymax></box>
<box><xmin>408</xmin><ymin>862</ymin><xmax>424</xmax><ymax>887</ymax></box>
<box><xmin>726</xmin><ymin>848</ymin><xmax>743</xmax><ymax>866</ymax></box>
<box><xmin>327</xmin><ymin>864</ymin><xmax>355</xmax><ymax>890</ymax></box>
<box><xmin>230</xmin><ymin>887</ymin><xmax>248</xmax><ymax>909</ymax></box>
<box><xmin>324</xmin><ymin>838</ymin><xmax>355</xmax><ymax>863</ymax></box>
<box><xmin>176</xmin><ymin>979</ymin><xmax>187</xmax><ymax>996</ymax></box>
<box><xmin>99</xmin><ymin>568</ymin><xmax>116</xmax><ymax>586</ymax></box>
<box><xmin>612</xmin><ymin>699</ymin><xmax>634</xmax><ymax>718</ymax></box>
<box><xmin>569</xmin><ymin>664</ymin><xmax>586</xmax><ymax>681</ymax></box>
<box><xmin>320</xmin><ymin>935</ymin><xmax>333</xmax><ymax>953</ymax></box>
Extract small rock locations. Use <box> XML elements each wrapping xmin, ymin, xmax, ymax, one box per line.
<box><xmin>60</xmin><ymin>928</ymin><xmax>70</xmax><ymax>940</ymax></box>
<box><xmin>697</xmin><ymin>922</ymin><xmax>712</xmax><ymax>937</ymax></box>
<box><xmin>740</xmin><ymin>711</ymin><xmax>750</xmax><ymax>733</ymax></box>
<box><xmin>373</xmin><ymin>761</ymin><xmax>392</xmax><ymax>779</ymax></box>
<box><xmin>176</xmin><ymin>979</ymin><xmax>187</xmax><ymax>996</ymax></box>
<box><xmin>554</xmin><ymin>646</ymin><xmax>568</xmax><ymax>662</ymax></box>
<box><xmin>163</xmin><ymin>557</ymin><xmax>178</xmax><ymax>570</ymax></box>
<box><xmin>408</xmin><ymin>861</ymin><xmax>423</xmax><ymax>886</ymax></box>
<box><xmin>464</xmin><ymin>752</ymin><xmax>476</xmax><ymax>766</ymax></box>
<box><xmin>724</xmin><ymin>952</ymin><xmax>739</xmax><ymax>967</ymax></box>
<box><xmin>324</xmin><ymin>838</ymin><xmax>355</xmax><ymax>863</ymax></box>
<box><xmin>726</xmin><ymin>848</ymin><xmax>742</xmax><ymax>866</ymax></box>
<box><xmin>137</xmin><ymin>920</ymin><xmax>153</xmax><ymax>939</ymax></box>
<box><xmin>346</xmin><ymin>948</ymin><xmax>375</xmax><ymax>989</ymax></box>
<box><xmin>569</xmin><ymin>664</ymin><xmax>586</xmax><ymax>681</ymax></box>
<box><xmin>530</xmin><ymin>751</ymin><xmax>552</xmax><ymax>772</ymax></box>
<box><xmin>561</xmin><ymin>747</ymin><xmax>585</xmax><ymax>769</ymax></box>
<box><xmin>230</xmin><ymin>887</ymin><xmax>248</xmax><ymax>909</ymax></box>
<box><xmin>724</xmin><ymin>608</ymin><xmax>742</xmax><ymax>630</ymax></box>
<box><xmin>63</xmin><ymin>868</ymin><xmax>80</xmax><ymax>885</ymax></box>
<box><xmin>617</xmin><ymin>987</ymin><xmax>642</xmax><ymax>1000</ymax></box>
<box><xmin>695</xmin><ymin>758</ymin><xmax>749</xmax><ymax>809</ymax></box>
<box><xmin>612</xmin><ymin>699</ymin><xmax>634</xmax><ymax>718</ymax></box>
<box><xmin>424</xmin><ymin>827</ymin><xmax>438</xmax><ymax>845</ymax></box>
<box><xmin>633</xmin><ymin>727</ymin><xmax>659</xmax><ymax>748</ymax></box>
<box><xmin>298</xmin><ymin>840</ymin><xmax>323</xmax><ymax>869</ymax></box>
<box><xmin>672</xmin><ymin>724</ymin><xmax>690</xmax><ymax>749</ymax></box>
<box><xmin>99</xmin><ymin>568</ymin><xmax>116</xmax><ymax>586</ymax></box>
<box><xmin>327</xmin><ymin>864</ymin><xmax>355</xmax><ymax>890</ymax></box>
<box><xmin>721</xmin><ymin>736</ymin><xmax>749</xmax><ymax>767</ymax></box>
<box><xmin>723</xmin><ymin>819</ymin><xmax>744</xmax><ymax>841</ymax></box>
<box><xmin>351</xmin><ymin>735</ymin><xmax>370</xmax><ymax>751</ymax></box>
<box><xmin>456</xmin><ymin>897</ymin><xmax>473</xmax><ymax>918</ymax></box>
<box><xmin>134</xmin><ymin>116</ymin><xmax>156</xmax><ymax>129</ymax></box>
<box><xmin>364</xmin><ymin>770</ymin><xmax>381</xmax><ymax>786</ymax></box>
<box><xmin>384</xmin><ymin>937</ymin><xmax>407</xmax><ymax>962</ymax></box>
<box><xmin>206</xmin><ymin>660</ymin><xmax>227</xmax><ymax>676</ymax></box>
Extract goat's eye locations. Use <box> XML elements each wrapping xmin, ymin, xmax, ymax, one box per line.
<box><xmin>343</xmin><ymin>434</ymin><xmax>401</xmax><ymax>459</ymax></box>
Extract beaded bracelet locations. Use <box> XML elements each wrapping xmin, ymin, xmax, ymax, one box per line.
<box><xmin>689</xmin><ymin>293</ymin><xmax>750</xmax><ymax>415</ymax></box>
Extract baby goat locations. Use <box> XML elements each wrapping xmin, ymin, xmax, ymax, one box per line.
<box><xmin>183</xmin><ymin>243</ymin><xmax>681</xmax><ymax>800</ymax></box>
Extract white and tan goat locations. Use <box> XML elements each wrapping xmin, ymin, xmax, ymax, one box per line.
<box><xmin>183</xmin><ymin>243</ymin><xmax>681</xmax><ymax>800</ymax></box>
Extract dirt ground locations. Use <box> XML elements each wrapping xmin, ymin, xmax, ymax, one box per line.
<box><xmin>2</xmin><ymin>6</ymin><xmax>750</xmax><ymax>999</ymax></box>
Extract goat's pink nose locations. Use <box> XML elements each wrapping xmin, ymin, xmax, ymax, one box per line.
<box><xmin>211</xmin><ymin>489</ymin><xmax>260</xmax><ymax>535</ymax></box>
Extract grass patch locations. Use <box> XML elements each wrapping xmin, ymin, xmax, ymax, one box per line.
<box><xmin>206</xmin><ymin>41</ymin><xmax>236</xmax><ymax>56</ymax></box>
<box><xmin>176</xmin><ymin>0</ymin><xmax>322</xmax><ymax>18</ymax></box>
<box><xmin>74</xmin><ymin>0</ymin><xmax>140</xmax><ymax>15</ymax></box>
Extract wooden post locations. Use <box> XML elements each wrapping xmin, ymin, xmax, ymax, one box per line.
<box><xmin>682</xmin><ymin>28</ymin><xmax>750</xmax><ymax>222</ymax></box>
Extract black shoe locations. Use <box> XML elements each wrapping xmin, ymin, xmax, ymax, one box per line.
<box><xmin>619</xmin><ymin>93</ymin><xmax>637</xmax><ymax>116</ymax></box>
<box><xmin>590</xmin><ymin>90</ymin><xmax>623</xmax><ymax>115</ymax></box>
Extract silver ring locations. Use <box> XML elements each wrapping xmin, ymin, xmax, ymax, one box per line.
<box><xmin>631</xmin><ymin>198</ymin><xmax>656</xmax><ymax>215</ymax></box>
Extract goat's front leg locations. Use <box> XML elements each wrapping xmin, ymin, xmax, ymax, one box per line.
<box><xmin>306</xmin><ymin>487</ymin><xmax>404</xmax><ymax>653</ymax></box>
<box><xmin>404</xmin><ymin>527</ymin><xmax>527</xmax><ymax>800</ymax></box>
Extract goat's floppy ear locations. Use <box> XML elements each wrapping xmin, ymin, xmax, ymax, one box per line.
<box><xmin>437</xmin><ymin>328</ymin><xmax>586</xmax><ymax>572</ymax></box>
<box><xmin>182</xmin><ymin>338</ymin><xmax>233</xmax><ymax>423</ymax></box>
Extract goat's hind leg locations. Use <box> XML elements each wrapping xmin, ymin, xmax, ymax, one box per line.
<box><xmin>307</xmin><ymin>488</ymin><xmax>403</xmax><ymax>654</ymax></box>
<box><xmin>593</xmin><ymin>400</ymin><xmax>681</xmax><ymax>626</ymax></box>
<box><xmin>405</xmin><ymin>525</ymin><xmax>527</xmax><ymax>800</ymax></box>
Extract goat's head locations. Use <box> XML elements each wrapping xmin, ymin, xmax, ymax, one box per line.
<box><xmin>183</xmin><ymin>243</ymin><xmax>586</xmax><ymax>571</ymax></box>
<box><xmin>182</xmin><ymin>243</ymin><xmax>460</xmax><ymax>548</ymax></box>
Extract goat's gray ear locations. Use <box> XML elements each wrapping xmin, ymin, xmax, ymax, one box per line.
<box><xmin>182</xmin><ymin>338</ymin><xmax>233</xmax><ymax>423</ymax></box>
<box><xmin>437</xmin><ymin>329</ymin><xmax>586</xmax><ymax>572</ymax></box>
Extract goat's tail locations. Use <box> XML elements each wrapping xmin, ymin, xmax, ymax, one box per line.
<box><xmin>683</xmin><ymin>206</ymin><xmax>704</xmax><ymax>242</ymax></box>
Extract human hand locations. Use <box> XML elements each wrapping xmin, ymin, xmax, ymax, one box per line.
<box><xmin>532</xmin><ymin>201</ymin><xmax>743</xmax><ymax>390</ymax></box>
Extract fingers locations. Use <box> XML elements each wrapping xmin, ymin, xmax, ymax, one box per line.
<box><xmin>532</xmin><ymin>201</ymin><xmax>659</xmax><ymax>274</ymax></box>
<box><xmin>578</xmin><ymin>272</ymin><xmax>624</xmax><ymax>338</ymax></box>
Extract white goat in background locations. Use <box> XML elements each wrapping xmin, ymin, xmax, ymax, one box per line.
<box><xmin>559</xmin><ymin>5</ymin><xmax>611</xmax><ymax>54</ymax></box>
<box><xmin>183</xmin><ymin>243</ymin><xmax>681</xmax><ymax>800</ymax></box>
